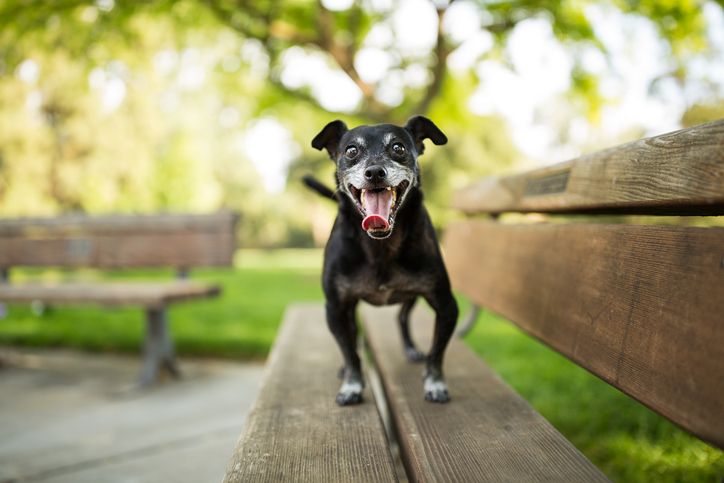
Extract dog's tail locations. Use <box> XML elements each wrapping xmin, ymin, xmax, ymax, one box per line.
<box><xmin>302</xmin><ymin>175</ymin><xmax>337</xmax><ymax>201</ymax></box>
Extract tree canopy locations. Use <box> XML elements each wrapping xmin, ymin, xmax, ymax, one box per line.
<box><xmin>0</xmin><ymin>0</ymin><xmax>721</xmax><ymax>246</ymax></box>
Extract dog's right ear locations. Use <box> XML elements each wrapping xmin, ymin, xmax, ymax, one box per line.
<box><xmin>311</xmin><ymin>120</ymin><xmax>348</xmax><ymax>160</ymax></box>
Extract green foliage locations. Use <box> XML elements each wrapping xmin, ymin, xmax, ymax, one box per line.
<box><xmin>618</xmin><ymin>0</ymin><xmax>709</xmax><ymax>55</ymax></box>
<box><xmin>681</xmin><ymin>101</ymin><xmax>724</xmax><ymax>127</ymax></box>
<box><xmin>422</xmin><ymin>72</ymin><xmax>519</xmax><ymax>224</ymax></box>
<box><xmin>0</xmin><ymin>0</ymin><xmax>720</xmax><ymax>245</ymax></box>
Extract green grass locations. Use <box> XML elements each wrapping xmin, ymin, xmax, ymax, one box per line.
<box><xmin>0</xmin><ymin>249</ymin><xmax>324</xmax><ymax>359</ymax></box>
<box><xmin>0</xmin><ymin>249</ymin><xmax>721</xmax><ymax>481</ymax></box>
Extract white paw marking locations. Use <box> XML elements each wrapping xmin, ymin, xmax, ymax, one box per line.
<box><xmin>423</xmin><ymin>378</ymin><xmax>448</xmax><ymax>394</ymax></box>
<box><xmin>339</xmin><ymin>381</ymin><xmax>363</xmax><ymax>395</ymax></box>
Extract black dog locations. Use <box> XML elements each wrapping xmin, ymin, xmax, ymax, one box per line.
<box><xmin>308</xmin><ymin>116</ymin><xmax>458</xmax><ymax>406</ymax></box>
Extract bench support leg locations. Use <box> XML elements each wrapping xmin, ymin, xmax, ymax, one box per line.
<box><xmin>456</xmin><ymin>304</ymin><xmax>480</xmax><ymax>338</ymax></box>
<box><xmin>139</xmin><ymin>307</ymin><xmax>180</xmax><ymax>387</ymax></box>
<box><xmin>0</xmin><ymin>267</ymin><xmax>8</xmax><ymax>320</ymax></box>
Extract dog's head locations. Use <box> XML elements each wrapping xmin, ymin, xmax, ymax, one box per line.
<box><xmin>312</xmin><ymin>116</ymin><xmax>447</xmax><ymax>239</ymax></box>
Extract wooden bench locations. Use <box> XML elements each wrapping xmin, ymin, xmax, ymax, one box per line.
<box><xmin>224</xmin><ymin>304</ymin><xmax>607</xmax><ymax>482</ymax></box>
<box><xmin>444</xmin><ymin>119</ymin><xmax>724</xmax><ymax>449</ymax></box>
<box><xmin>0</xmin><ymin>211</ymin><xmax>238</xmax><ymax>385</ymax></box>
<box><xmin>223</xmin><ymin>120</ymin><xmax>723</xmax><ymax>481</ymax></box>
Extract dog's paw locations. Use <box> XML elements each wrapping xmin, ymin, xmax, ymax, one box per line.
<box><xmin>405</xmin><ymin>347</ymin><xmax>426</xmax><ymax>363</ymax></box>
<box><xmin>423</xmin><ymin>376</ymin><xmax>450</xmax><ymax>403</ymax></box>
<box><xmin>336</xmin><ymin>391</ymin><xmax>363</xmax><ymax>405</ymax></box>
<box><xmin>336</xmin><ymin>380</ymin><xmax>363</xmax><ymax>406</ymax></box>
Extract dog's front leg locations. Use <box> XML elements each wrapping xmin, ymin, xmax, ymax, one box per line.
<box><xmin>423</xmin><ymin>289</ymin><xmax>458</xmax><ymax>403</ymax></box>
<box><xmin>325</xmin><ymin>299</ymin><xmax>364</xmax><ymax>405</ymax></box>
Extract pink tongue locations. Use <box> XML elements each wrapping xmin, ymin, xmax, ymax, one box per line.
<box><xmin>361</xmin><ymin>189</ymin><xmax>392</xmax><ymax>231</ymax></box>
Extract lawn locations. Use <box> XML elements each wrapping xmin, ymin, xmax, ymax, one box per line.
<box><xmin>0</xmin><ymin>249</ymin><xmax>325</xmax><ymax>359</ymax></box>
<box><xmin>0</xmin><ymin>249</ymin><xmax>721</xmax><ymax>482</ymax></box>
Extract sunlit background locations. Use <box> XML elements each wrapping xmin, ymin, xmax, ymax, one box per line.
<box><xmin>1</xmin><ymin>0</ymin><xmax>723</xmax><ymax>246</ymax></box>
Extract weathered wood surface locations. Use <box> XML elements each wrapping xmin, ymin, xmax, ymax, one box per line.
<box><xmin>224</xmin><ymin>304</ymin><xmax>397</xmax><ymax>483</ymax></box>
<box><xmin>0</xmin><ymin>211</ymin><xmax>237</xmax><ymax>233</ymax></box>
<box><xmin>0</xmin><ymin>211</ymin><xmax>238</xmax><ymax>268</ymax></box>
<box><xmin>361</xmin><ymin>304</ymin><xmax>610</xmax><ymax>483</ymax></box>
<box><xmin>453</xmin><ymin>119</ymin><xmax>724</xmax><ymax>215</ymax></box>
<box><xmin>443</xmin><ymin>220</ymin><xmax>724</xmax><ymax>448</ymax></box>
<box><xmin>0</xmin><ymin>281</ymin><xmax>219</xmax><ymax>308</ymax></box>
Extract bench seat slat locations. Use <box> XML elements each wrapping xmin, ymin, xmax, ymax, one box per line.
<box><xmin>443</xmin><ymin>220</ymin><xmax>724</xmax><ymax>448</ymax></box>
<box><xmin>453</xmin><ymin>119</ymin><xmax>724</xmax><ymax>215</ymax></box>
<box><xmin>361</xmin><ymin>305</ymin><xmax>610</xmax><ymax>482</ymax></box>
<box><xmin>224</xmin><ymin>304</ymin><xmax>398</xmax><ymax>483</ymax></box>
<box><xmin>0</xmin><ymin>281</ymin><xmax>219</xmax><ymax>308</ymax></box>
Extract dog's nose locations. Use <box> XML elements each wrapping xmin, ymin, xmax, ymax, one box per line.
<box><xmin>364</xmin><ymin>165</ymin><xmax>387</xmax><ymax>182</ymax></box>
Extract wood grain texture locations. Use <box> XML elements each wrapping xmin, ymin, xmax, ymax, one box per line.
<box><xmin>443</xmin><ymin>220</ymin><xmax>724</xmax><ymax>448</ymax></box>
<box><xmin>453</xmin><ymin>119</ymin><xmax>724</xmax><ymax>215</ymax></box>
<box><xmin>361</xmin><ymin>304</ymin><xmax>610</xmax><ymax>483</ymax></box>
<box><xmin>0</xmin><ymin>281</ymin><xmax>220</xmax><ymax>309</ymax></box>
<box><xmin>0</xmin><ymin>211</ymin><xmax>238</xmax><ymax>268</ymax></box>
<box><xmin>224</xmin><ymin>304</ymin><xmax>397</xmax><ymax>483</ymax></box>
<box><xmin>0</xmin><ymin>211</ymin><xmax>238</xmax><ymax>234</ymax></box>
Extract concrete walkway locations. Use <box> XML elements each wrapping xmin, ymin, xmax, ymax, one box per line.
<box><xmin>0</xmin><ymin>347</ymin><xmax>264</xmax><ymax>483</ymax></box>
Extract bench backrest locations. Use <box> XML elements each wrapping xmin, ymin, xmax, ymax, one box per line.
<box><xmin>0</xmin><ymin>211</ymin><xmax>238</xmax><ymax>269</ymax></box>
<box><xmin>443</xmin><ymin>119</ymin><xmax>724</xmax><ymax>449</ymax></box>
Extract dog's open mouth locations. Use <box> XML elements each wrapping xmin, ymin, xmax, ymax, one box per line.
<box><xmin>348</xmin><ymin>180</ymin><xmax>410</xmax><ymax>239</ymax></box>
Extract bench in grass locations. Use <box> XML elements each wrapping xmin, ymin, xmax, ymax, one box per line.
<box><xmin>0</xmin><ymin>211</ymin><xmax>238</xmax><ymax>385</ymax></box>
<box><xmin>224</xmin><ymin>120</ymin><xmax>723</xmax><ymax>481</ymax></box>
<box><xmin>445</xmin><ymin>119</ymin><xmax>724</xmax><ymax>449</ymax></box>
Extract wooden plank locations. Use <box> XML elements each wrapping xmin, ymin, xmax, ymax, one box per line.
<box><xmin>443</xmin><ymin>220</ymin><xmax>724</xmax><ymax>448</ymax></box>
<box><xmin>224</xmin><ymin>304</ymin><xmax>397</xmax><ymax>483</ymax></box>
<box><xmin>453</xmin><ymin>119</ymin><xmax>724</xmax><ymax>215</ymax></box>
<box><xmin>361</xmin><ymin>304</ymin><xmax>609</xmax><ymax>482</ymax></box>
<box><xmin>0</xmin><ymin>281</ymin><xmax>219</xmax><ymax>308</ymax></box>
<box><xmin>0</xmin><ymin>232</ymin><xmax>236</xmax><ymax>268</ymax></box>
<box><xmin>0</xmin><ymin>211</ymin><xmax>238</xmax><ymax>268</ymax></box>
<box><xmin>0</xmin><ymin>210</ymin><xmax>238</xmax><ymax>235</ymax></box>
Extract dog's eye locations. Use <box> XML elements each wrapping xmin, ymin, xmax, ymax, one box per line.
<box><xmin>345</xmin><ymin>146</ymin><xmax>359</xmax><ymax>159</ymax></box>
<box><xmin>391</xmin><ymin>143</ymin><xmax>406</xmax><ymax>157</ymax></box>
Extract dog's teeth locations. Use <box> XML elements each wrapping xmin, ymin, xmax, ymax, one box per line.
<box><xmin>386</xmin><ymin>186</ymin><xmax>392</xmax><ymax>191</ymax></box>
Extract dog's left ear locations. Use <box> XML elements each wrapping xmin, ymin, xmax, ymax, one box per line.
<box><xmin>312</xmin><ymin>120</ymin><xmax>348</xmax><ymax>160</ymax></box>
<box><xmin>405</xmin><ymin>116</ymin><xmax>447</xmax><ymax>155</ymax></box>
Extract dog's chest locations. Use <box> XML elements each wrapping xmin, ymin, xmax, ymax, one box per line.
<box><xmin>337</xmin><ymin>266</ymin><xmax>434</xmax><ymax>305</ymax></box>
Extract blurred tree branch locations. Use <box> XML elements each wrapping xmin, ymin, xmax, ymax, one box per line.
<box><xmin>199</xmin><ymin>0</ymin><xmax>463</xmax><ymax>121</ymax></box>
<box><xmin>0</xmin><ymin>0</ymin><xmax>719</xmax><ymax>124</ymax></box>
<box><xmin>414</xmin><ymin>5</ymin><xmax>451</xmax><ymax>117</ymax></box>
